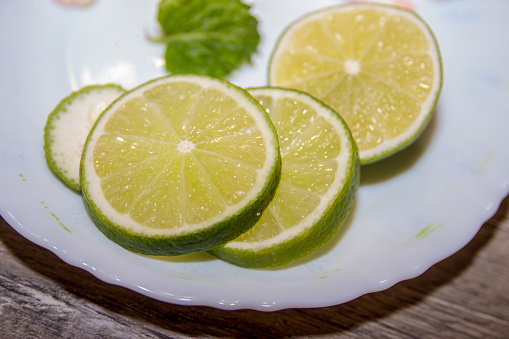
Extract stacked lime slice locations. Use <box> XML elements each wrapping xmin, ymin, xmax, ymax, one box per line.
<box><xmin>269</xmin><ymin>3</ymin><xmax>442</xmax><ymax>164</ymax></box>
<box><xmin>80</xmin><ymin>75</ymin><xmax>281</xmax><ymax>256</ymax></box>
<box><xmin>210</xmin><ymin>87</ymin><xmax>359</xmax><ymax>268</ymax></box>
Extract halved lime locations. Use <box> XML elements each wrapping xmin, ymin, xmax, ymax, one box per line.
<box><xmin>44</xmin><ymin>84</ymin><xmax>125</xmax><ymax>191</ymax></box>
<box><xmin>269</xmin><ymin>3</ymin><xmax>442</xmax><ymax>164</ymax></box>
<box><xmin>209</xmin><ymin>87</ymin><xmax>359</xmax><ymax>268</ymax></box>
<box><xmin>80</xmin><ymin>75</ymin><xmax>281</xmax><ymax>256</ymax></box>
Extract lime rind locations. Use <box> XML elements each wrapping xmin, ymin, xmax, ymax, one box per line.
<box><xmin>268</xmin><ymin>2</ymin><xmax>443</xmax><ymax>165</ymax></box>
<box><xmin>44</xmin><ymin>84</ymin><xmax>125</xmax><ymax>191</ymax></box>
<box><xmin>80</xmin><ymin>74</ymin><xmax>282</xmax><ymax>256</ymax></box>
<box><xmin>209</xmin><ymin>87</ymin><xmax>360</xmax><ymax>268</ymax></box>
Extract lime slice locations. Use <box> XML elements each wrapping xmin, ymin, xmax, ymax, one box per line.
<box><xmin>209</xmin><ymin>87</ymin><xmax>359</xmax><ymax>268</ymax></box>
<box><xmin>80</xmin><ymin>75</ymin><xmax>281</xmax><ymax>256</ymax></box>
<box><xmin>44</xmin><ymin>84</ymin><xmax>125</xmax><ymax>191</ymax></box>
<box><xmin>269</xmin><ymin>3</ymin><xmax>442</xmax><ymax>164</ymax></box>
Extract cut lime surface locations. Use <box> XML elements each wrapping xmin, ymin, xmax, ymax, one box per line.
<box><xmin>44</xmin><ymin>84</ymin><xmax>125</xmax><ymax>191</ymax></box>
<box><xmin>80</xmin><ymin>75</ymin><xmax>281</xmax><ymax>256</ymax></box>
<box><xmin>209</xmin><ymin>87</ymin><xmax>359</xmax><ymax>268</ymax></box>
<box><xmin>269</xmin><ymin>3</ymin><xmax>442</xmax><ymax>164</ymax></box>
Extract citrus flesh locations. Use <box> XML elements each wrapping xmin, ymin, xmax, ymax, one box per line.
<box><xmin>80</xmin><ymin>75</ymin><xmax>281</xmax><ymax>256</ymax></box>
<box><xmin>269</xmin><ymin>3</ymin><xmax>442</xmax><ymax>164</ymax></box>
<box><xmin>44</xmin><ymin>84</ymin><xmax>125</xmax><ymax>191</ymax></box>
<box><xmin>209</xmin><ymin>87</ymin><xmax>359</xmax><ymax>268</ymax></box>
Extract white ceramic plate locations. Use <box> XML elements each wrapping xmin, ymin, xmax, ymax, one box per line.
<box><xmin>1</xmin><ymin>0</ymin><xmax>508</xmax><ymax>311</ymax></box>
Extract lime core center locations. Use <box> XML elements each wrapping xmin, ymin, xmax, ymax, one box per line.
<box><xmin>344</xmin><ymin>59</ymin><xmax>361</xmax><ymax>75</ymax></box>
<box><xmin>177</xmin><ymin>139</ymin><xmax>195</xmax><ymax>153</ymax></box>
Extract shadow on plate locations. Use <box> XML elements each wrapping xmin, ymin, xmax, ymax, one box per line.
<box><xmin>360</xmin><ymin>107</ymin><xmax>439</xmax><ymax>186</ymax></box>
<box><xmin>143</xmin><ymin>251</ymin><xmax>216</xmax><ymax>263</ymax></box>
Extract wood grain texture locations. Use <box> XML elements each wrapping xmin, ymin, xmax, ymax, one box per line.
<box><xmin>1</xmin><ymin>195</ymin><xmax>508</xmax><ymax>338</ymax></box>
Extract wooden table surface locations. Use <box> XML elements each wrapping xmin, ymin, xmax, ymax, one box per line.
<box><xmin>0</xmin><ymin>194</ymin><xmax>508</xmax><ymax>338</ymax></box>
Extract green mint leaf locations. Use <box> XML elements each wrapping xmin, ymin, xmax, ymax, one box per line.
<box><xmin>156</xmin><ymin>0</ymin><xmax>260</xmax><ymax>78</ymax></box>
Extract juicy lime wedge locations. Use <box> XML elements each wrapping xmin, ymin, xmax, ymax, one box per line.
<box><xmin>81</xmin><ymin>75</ymin><xmax>281</xmax><ymax>256</ymax></box>
<box><xmin>209</xmin><ymin>87</ymin><xmax>360</xmax><ymax>268</ymax></box>
<box><xmin>44</xmin><ymin>84</ymin><xmax>125</xmax><ymax>191</ymax></box>
<box><xmin>269</xmin><ymin>3</ymin><xmax>442</xmax><ymax>164</ymax></box>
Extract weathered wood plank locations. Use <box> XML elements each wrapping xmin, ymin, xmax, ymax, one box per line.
<box><xmin>0</xmin><ymin>195</ymin><xmax>508</xmax><ymax>338</ymax></box>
